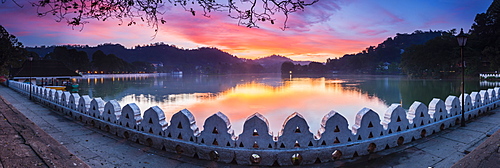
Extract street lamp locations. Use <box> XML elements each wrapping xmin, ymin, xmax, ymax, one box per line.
<box><xmin>28</xmin><ymin>57</ymin><xmax>33</xmax><ymax>100</ymax></box>
<box><xmin>456</xmin><ymin>28</ymin><xmax>467</xmax><ymax>127</ymax></box>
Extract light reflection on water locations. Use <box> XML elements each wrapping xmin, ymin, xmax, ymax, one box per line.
<box><xmin>78</xmin><ymin>74</ymin><xmax>486</xmax><ymax>135</ymax></box>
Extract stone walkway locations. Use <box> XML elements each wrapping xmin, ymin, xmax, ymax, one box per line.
<box><xmin>0</xmin><ymin>85</ymin><xmax>217</xmax><ymax>168</ymax></box>
<box><xmin>453</xmin><ymin>127</ymin><xmax>500</xmax><ymax>168</ymax></box>
<box><xmin>0</xmin><ymin>84</ymin><xmax>499</xmax><ymax>167</ymax></box>
<box><xmin>0</xmin><ymin>93</ymin><xmax>87</xmax><ymax>167</ymax></box>
<box><xmin>339</xmin><ymin>111</ymin><xmax>500</xmax><ymax>168</ymax></box>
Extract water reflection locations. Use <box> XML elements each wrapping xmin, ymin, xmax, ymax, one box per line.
<box><xmin>78</xmin><ymin>74</ymin><xmax>485</xmax><ymax>135</ymax></box>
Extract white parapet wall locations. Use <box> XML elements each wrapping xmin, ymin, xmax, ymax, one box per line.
<box><xmin>480</xmin><ymin>73</ymin><xmax>500</xmax><ymax>79</ymax></box>
<box><xmin>81</xmin><ymin>73</ymin><xmax>169</xmax><ymax>79</ymax></box>
<box><xmin>7</xmin><ymin>80</ymin><xmax>500</xmax><ymax>166</ymax></box>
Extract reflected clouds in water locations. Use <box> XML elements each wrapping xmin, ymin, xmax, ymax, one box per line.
<box><xmin>112</xmin><ymin>76</ymin><xmax>389</xmax><ymax>135</ymax></box>
<box><xmin>79</xmin><ymin>74</ymin><xmax>487</xmax><ymax>135</ymax></box>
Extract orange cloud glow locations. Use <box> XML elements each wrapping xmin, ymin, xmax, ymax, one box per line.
<box><xmin>0</xmin><ymin>0</ymin><xmax>492</xmax><ymax>62</ymax></box>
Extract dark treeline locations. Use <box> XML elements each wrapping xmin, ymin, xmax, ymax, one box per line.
<box><xmin>277</xmin><ymin>30</ymin><xmax>444</xmax><ymax>75</ymax></box>
<box><xmin>38</xmin><ymin>46</ymin><xmax>140</xmax><ymax>73</ymax></box>
<box><xmin>324</xmin><ymin>30</ymin><xmax>444</xmax><ymax>75</ymax></box>
<box><xmin>409</xmin><ymin>0</ymin><xmax>500</xmax><ymax>78</ymax></box>
<box><xmin>400</xmin><ymin>0</ymin><xmax>500</xmax><ymax>78</ymax></box>
<box><xmin>279</xmin><ymin>0</ymin><xmax>500</xmax><ymax>78</ymax></box>
<box><xmin>26</xmin><ymin>44</ymin><xmax>302</xmax><ymax>74</ymax></box>
<box><xmin>0</xmin><ymin>25</ymin><xmax>38</xmax><ymax>76</ymax></box>
<box><xmin>28</xmin><ymin>43</ymin><xmax>241</xmax><ymax>74</ymax></box>
<box><xmin>306</xmin><ymin>0</ymin><xmax>500</xmax><ymax>78</ymax></box>
<box><xmin>280</xmin><ymin>61</ymin><xmax>327</xmax><ymax>74</ymax></box>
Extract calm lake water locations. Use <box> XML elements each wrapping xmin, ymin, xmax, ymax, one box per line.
<box><xmin>77</xmin><ymin>73</ymin><xmax>495</xmax><ymax>135</ymax></box>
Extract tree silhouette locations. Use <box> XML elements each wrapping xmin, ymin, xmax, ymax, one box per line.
<box><xmin>0</xmin><ymin>25</ymin><xmax>29</xmax><ymax>76</ymax></box>
<box><xmin>281</xmin><ymin>61</ymin><xmax>294</xmax><ymax>74</ymax></box>
<box><xmin>326</xmin><ymin>30</ymin><xmax>444</xmax><ymax>74</ymax></box>
<box><xmin>6</xmin><ymin>0</ymin><xmax>319</xmax><ymax>31</ymax></box>
<box><xmin>91</xmin><ymin>50</ymin><xmax>133</xmax><ymax>73</ymax></box>
<box><xmin>469</xmin><ymin>0</ymin><xmax>500</xmax><ymax>72</ymax></box>
<box><xmin>44</xmin><ymin>46</ymin><xmax>91</xmax><ymax>72</ymax></box>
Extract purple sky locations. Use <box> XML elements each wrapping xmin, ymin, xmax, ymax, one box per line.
<box><xmin>0</xmin><ymin>0</ymin><xmax>493</xmax><ymax>62</ymax></box>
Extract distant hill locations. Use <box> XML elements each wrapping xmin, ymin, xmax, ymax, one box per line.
<box><xmin>253</xmin><ymin>55</ymin><xmax>292</xmax><ymax>72</ymax></box>
<box><xmin>26</xmin><ymin>43</ymin><xmax>305</xmax><ymax>73</ymax></box>
<box><xmin>251</xmin><ymin>55</ymin><xmax>313</xmax><ymax>72</ymax></box>
<box><xmin>26</xmin><ymin>29</ymin><xmax>450</xmax><ymax>75</ymax></box>
<box><xmin>28</xmin><ymin>43</ymin><xmax>240</xmax><ymax>63</ymax></box>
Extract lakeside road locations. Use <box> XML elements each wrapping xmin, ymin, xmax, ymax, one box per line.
<box><xmin>0</xmin><ymin>84</ymin><xmax>499</xmax><ymax>167</ymax></box>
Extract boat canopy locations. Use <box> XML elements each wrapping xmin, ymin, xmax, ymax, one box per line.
<box><xmin>10</xmin><ymin>60</ymin><xmax>82</xmax><ymax>79</ymax></box>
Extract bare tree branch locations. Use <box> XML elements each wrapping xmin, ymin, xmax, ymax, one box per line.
<box><xmin>6</xmin><ymin>0</ymin><xmax>319</xmax><ymax>32</ymax></box>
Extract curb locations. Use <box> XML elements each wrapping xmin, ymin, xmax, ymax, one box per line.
<box><xmin>452</xmin><ymin>129</ymin><xmax>500</xmax><ymax>168</ymax></box>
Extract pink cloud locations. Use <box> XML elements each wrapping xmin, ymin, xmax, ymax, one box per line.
<box><xmin>0</xmin><ymin>1</ymin><xmax>380</xmax><ymax>62</ymax></box>
<box><xmin>150</xmin><ymin>6</ymin><xmax>379</xmax><ymax>61</ymax></box>
<box><xmin>1</xmin><ymin>0</ymin><xmax>489</xmax><ymax>62</ymax></box>
<box><xmin>380</xmin><ymin>8</ymin><xmax>405</xmax><ymax>24</ymax></box>
<box><xmin>284</xmin><ymin>0</ymin><xmax>345</xmax><ymax>30</ymax></box>
<box><xmin>422</xmin><ymin>19</ymin><xmax>449</xmax><ymax>28</ymax></box>
<box><xmin>359</xmin><ymin>29</ymin><xmax>389</xmax><ymax>36</ymax></box>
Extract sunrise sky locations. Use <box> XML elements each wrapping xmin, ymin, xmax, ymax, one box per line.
<box><xmin>0</xmin><ymin>0</ymin><xmax>493</xmax><ymax>62</ymax></box>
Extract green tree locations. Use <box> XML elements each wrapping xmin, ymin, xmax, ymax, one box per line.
<box><xmin>400</xmin><ymin>32</ymin><xmax>461</xmax><ymax>77</ymax></box>
<box><xmin>91</xmin><ymin>50</ymin><xmax>133</xmax><ymax>73</ymax></box>
<box><xmin>469</xmin><ymin>0</ymin><xmax>500</xmax><ymax>72</ymax></box>
<box><xmin>72</xmin><ymin>50</ymin><xmax>91</xmax><ymax>72</ymax></box>
<box><xmin>281</xmin><ymin>61</ymin><xmax>295</xmax><ymax>74</ymax></box>
<box><xmin>91</xmin><ymin>50</ymin><xmax>107</xmax><ymax>72</ymax></box>
<box><xmin>325</xmin><ymin>58</ymin><xmax>339</xmax><ymax>71</ymax></box>
<box><xmin>400</xmin><ymin>0</ymin><xmax>500</xmax><ymax>77</ymax></box>
<box><xmin>45</xmin><ymin>46</ymin><xmax>90</xmax><ymax>72</ymax></box>
<box><xmin>329</xmin><ymin>30</ymin><xmax>443</xmax><ymax>74</ymax></box>
<box><xmin>308</xmin><ymin>62</ymin><xmax>326</xmax><ymax>73</ymax></box>
<box><xmin>0</xmin><ymin>25</ymin><xmax>30</xmax><ymax>76</ymax></box>
<box><xmin>131</xmin><ymin>61</ymin><xmax>155</xmax><ymax>73</ymax></box>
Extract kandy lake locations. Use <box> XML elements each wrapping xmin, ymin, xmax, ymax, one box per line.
<box><xmin>77</xmin><ymin>74</ymin><xmax>496</xmax><ymax>135</ymax></box>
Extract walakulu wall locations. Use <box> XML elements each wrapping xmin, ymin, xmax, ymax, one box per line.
<box><xmin>7</xmin><ymin>80</ymin><xmax>500</xmax><ymax>166</ymax></box>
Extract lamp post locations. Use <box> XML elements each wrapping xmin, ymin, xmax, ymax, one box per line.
<box><xmin>28</xmin><ymin>57</ymin><xmax>33</xmax><ymax>100</ymax></box>
<box><xmin>456</xmin><ymin>28</ymin><xmax>467</xmax><ymax>127</ymax></box>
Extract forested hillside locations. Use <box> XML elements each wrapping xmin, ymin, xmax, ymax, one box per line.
<box><xmin>27</xmin><ymin>43</ymin><xmax>241</xmax><ymax>73</ymax></box>
<box><xmin>27</xmin><ymin>43</ymin><xmax>298</xmax><ymax>74</ymax></box>
<box><xmin>325</xmin><ymin>30</ymin><xmax>444</xmax><ymax>74</ymax></box>
<box><xmin>400</xmin><ymin>0</ymin><xmax>500</xmax><ymax>78</ymax></box>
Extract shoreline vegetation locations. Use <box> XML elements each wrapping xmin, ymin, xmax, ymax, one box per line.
<box><xmin>77</xmin><ymin>72</ymin><xmax>486</xmax><ymax>81</ymax></box>
<box><xmin>2</xmin><ymin>1</ymin><xmax>500</xmax><ymax>80</ymax></box>
<box><xmin>480</xmin><ymin>74</ymin><xmax>500</xmax><ymax>81</ymax></box>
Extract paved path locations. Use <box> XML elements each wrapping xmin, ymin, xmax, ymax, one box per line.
<box><xmin>0</xmin><ymin>91</ymin><xmax>88</xmax><ymax>167</ymax></box>
<box><xmin>0</xmin><ymin>85</ymin><xmax>217</xmax><ymax>168</ymax></box>
<box><xmin>340</xmin><ymin>110</ymin><xmax>500</xmax><ymax>168</ymax></box>
<box><xmin>453</xmin><ymin>127</ymin><xmax>500</xmax><ymax>168</ymax></box>
<box><xmin>1</xmin><ymin>84</ymin><xmax>499</xmax><ymax>167</ymax></box>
